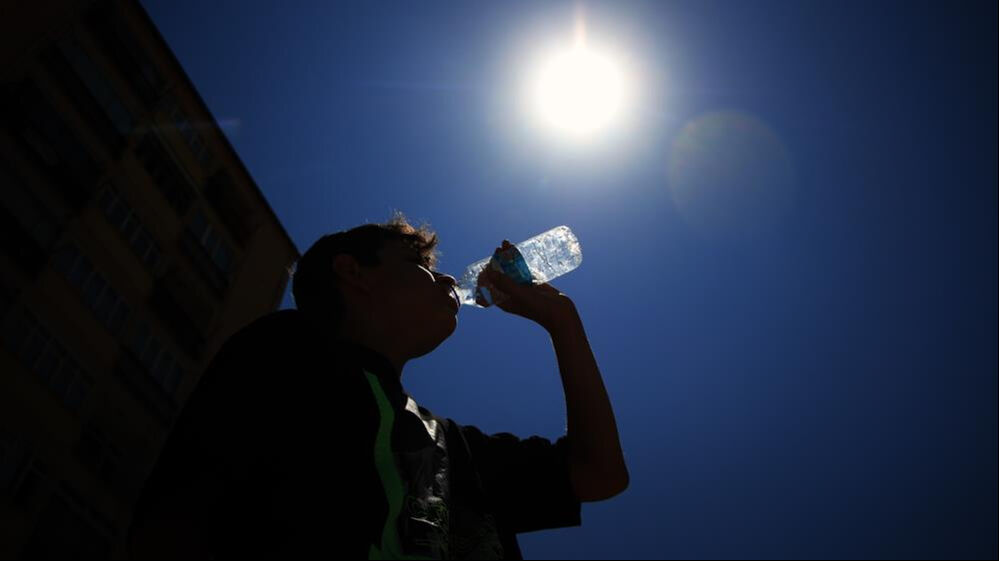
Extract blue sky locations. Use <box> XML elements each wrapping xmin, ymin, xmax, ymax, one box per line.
<box><xmin>140</xmin><ymin>1</ymin><xmax>997</xmax><ymax>558</ymax></box>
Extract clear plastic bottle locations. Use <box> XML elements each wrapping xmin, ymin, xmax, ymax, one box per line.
<box><xmin>454</xmin><ymin>225</ymin><xmax>582</xmax><ymax>307</ymax></box>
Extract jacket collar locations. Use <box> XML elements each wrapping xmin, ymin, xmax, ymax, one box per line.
<box><xmin>333</xmin><ymin>338</ymin><xmax>403</xmax><ymax>395</ymax></box>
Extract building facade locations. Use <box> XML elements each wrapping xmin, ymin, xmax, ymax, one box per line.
<box><xmin>0</xmin><ymin>1</ymin><xmax>300</xmax><ymax>557</ymax></box>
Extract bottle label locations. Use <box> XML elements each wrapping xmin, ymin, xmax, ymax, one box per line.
<box><xmin>489</xmin><ymin>245</ymin><xmax>534</xmax><ymax>285</ymax></box>
<box><xmin>474</xmin><ymin>245</ymin><xmax>533</xmax><ymax>307</ymax></box>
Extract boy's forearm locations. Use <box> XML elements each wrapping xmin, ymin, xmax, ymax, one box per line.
<box><xmin>548</xmin><ymin>307</ymin><xmax>629</xmax><ymax>499</ymax></box>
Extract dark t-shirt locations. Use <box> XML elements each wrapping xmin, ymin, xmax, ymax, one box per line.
<box><xmin>130</xmin><ymin>310</ymin><xmax>581</xmax><ymax>559</ymax></box>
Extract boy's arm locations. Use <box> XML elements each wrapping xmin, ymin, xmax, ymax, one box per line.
<box><xmin>548</xmin><ymin>306</ymin><xmax>630</xmax><ymax>502</ymax></box>
<box><xmin>479</xmin><ymin>253</ymin><xmax>629</xmax><ymax>502</ymax></box>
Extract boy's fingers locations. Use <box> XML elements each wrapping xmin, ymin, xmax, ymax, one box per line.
<box><xmin>486</xmin><ymin>270</ymin><xmax>516</xmax><ymax>294</ymax></box>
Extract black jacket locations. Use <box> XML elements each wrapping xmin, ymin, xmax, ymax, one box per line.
<box><xmin>130</xmin><ymin>309</ymin><xmax>581</xmax><ymax>559</ymax></box>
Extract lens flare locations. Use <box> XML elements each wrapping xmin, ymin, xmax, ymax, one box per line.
<box><xmin>668</xmin><ymin>111</ymin><xmax>796</xmax><ymax>241</ymax></box>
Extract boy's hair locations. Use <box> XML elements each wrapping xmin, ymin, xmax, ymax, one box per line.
<box><xmin>291</xmin><ymin>211</ymin><xmax>440</xmax><ymax>328</ymax></box>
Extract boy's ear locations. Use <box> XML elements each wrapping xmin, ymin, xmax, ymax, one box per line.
<box><xmin>332</xmin><ymin>253</ymin><xmax>368</xmax><ymax>292</ymax></box>
<box><xmin>332</xmin><ymin>253</ymin><xmax>358</xmax><ymax>279</ymax></box>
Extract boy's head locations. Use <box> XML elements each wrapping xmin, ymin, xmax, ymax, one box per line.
<box><xmin>292</xmin><ymin>212</ymin><xmax>459</xmax><ymax>369</ymax></box>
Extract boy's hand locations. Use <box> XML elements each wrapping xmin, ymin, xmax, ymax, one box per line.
<box><xmin>476</xmin><ymin>240</ymin><xmax>578</xmax><ymax>332</ymax></box>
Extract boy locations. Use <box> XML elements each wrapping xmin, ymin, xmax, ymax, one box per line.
<box><xmin>129</xmin><ymin>213</ymin><xmax>627</xmax><ymax>559</ymax></box>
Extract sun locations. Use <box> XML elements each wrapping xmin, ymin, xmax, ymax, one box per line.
<box><xmin>528</xmin><ymin>16</ymin><xmax>630</xmax><ymax>143</ymax></box>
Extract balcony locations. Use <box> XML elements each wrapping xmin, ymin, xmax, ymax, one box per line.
<box><xmin>114</xmin><ymin>346</ymin><xmax>177</xmax><ymax>427</ymax></box>
<box><xmin>203</xmin><ymin>170</ymin><xmax>259</xmax><ymax>247</ymax></box>
<box><xmin>84</xmin><ymin>3</ymin><xmax>164</xmax><ymax>109</ymax></box>
<box><xmin>40</xmin><ymin>41</ymin><xmax>128</xmax><ymax>160</ymax></box>
<box><xmin>74</xmin><ymin>426</ymin><xmax>144</xmax><ymax>502</ymax></box>
<box><xmin>149</xmin><ymin>268</ymin><xmax>214</xmax><ymax>359</ymax></box>
<box><xmin>135</xmin><ymin>134</ymin><xmax>196</xmax><ymax>217</ymax></box>
<box><xmin>180</xmin><ymin>228</ymin><xmax>231</xmax><ymax>298</ymax></box>
<box><xmin>0</xmin><ymin>205</ymin><xmax>48</xmax><ymax>278</ymax></box>
<box><xmin>0</xmin><ymin>81</ymin><xmax>101</xmax><ymax>210</ymax></box>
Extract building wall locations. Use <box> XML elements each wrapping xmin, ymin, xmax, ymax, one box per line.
<box><xmin>0</xmin><ymin>1</ymin><xmax>300</xmax><ymax>557</ymax></box>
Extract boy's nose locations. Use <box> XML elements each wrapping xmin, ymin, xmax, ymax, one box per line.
<box><xmin>435</xmin><ymin>272</ymin><xmax>457</xmax><ymax>287</ymax></box>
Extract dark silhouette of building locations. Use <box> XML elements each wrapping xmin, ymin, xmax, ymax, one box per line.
<box><xmin>0</xmin><ymin>1</ymin><xmax>299</xmax><ymax>557</ymax></box>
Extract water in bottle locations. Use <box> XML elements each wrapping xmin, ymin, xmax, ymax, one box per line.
<box><xmin>454</xmin><ymin>225</ymin><xmax>582</xmax><ymax>307</ymax></box>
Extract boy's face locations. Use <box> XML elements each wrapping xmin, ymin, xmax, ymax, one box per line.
<box><xmin>353</xmin><ymin>239</ymin><xmax>460</xmax><ymax>360</ymax></box>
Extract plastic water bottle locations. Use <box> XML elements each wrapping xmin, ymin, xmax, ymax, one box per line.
<box><xmin>454</xmin><ymin>225</ymin><xmax>583</xmax><ymax>308</ymax></box>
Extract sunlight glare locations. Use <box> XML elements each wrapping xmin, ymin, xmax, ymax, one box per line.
<box><xmin>529</xmin><ymin>14</ymin><xmax>630</xmax><ymax>143</ymax></box>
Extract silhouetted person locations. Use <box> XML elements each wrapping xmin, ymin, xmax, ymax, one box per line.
<box><xmin>128</xmin><ymin>213</ymin><xmax>628</xmax><ymax>559</ymax></box>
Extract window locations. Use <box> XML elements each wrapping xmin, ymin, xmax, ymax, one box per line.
<box><xmin>129</xmin><ymin>322</ymin><xmax>149</xmax><ymax>358</ymax></box>
<box><xmin>8</xmin><ymin>81</ymin><xmax>100</xmax><ymax>207</ymax></box>
<box><xmin>0</xmin><ymin>163</ymin><xmax>60</xmax><ymax>250</ymax></box>
<box><xmin>187</xmin><ymin>209</ymin><xmax>236</xmax><ymax>275</ymax></box>
<box><xmin>85</xmin><ymin>3</ymin><xmax>163</xmax><ymax>108</ymax></box>
<box><xmin>97</xmin><ymin>184</ymin><xmax>162</xmax><ymax>274</ymax></box>
<box><xmin>149</xmin><ymin>269</ymin><xmax>214</xmax><ymax>358</ymax></box>
<box><xmin>140</xmin><ymin>336</ymin><xmax>160</xmax><ymax>372</ymax></box>
<box><xmin>2</xmin><ymin>310</ymin><xmax>93</xmax><ymax>413</ymax></box>
<box><xmin>41</xmin><ymin>35</ymin><xmax>133</xmax><ymax>158</ymax></box>
<box><xmin>169</xmin><ymin>103</ymin><xmax>213</xmax><ymax>167</ymax></box>
<box><xmin>150</xmin><ymin>352</ymin><xmax>182</xmax><ymax>395</ymax></box>
<box><xmin>48</xmin><ymin>358</ymin><xmax>73</xmax><ymax>397</ymax></box>
<box><xmin>181</xmin><ymin>208</ymin><xmax>236</xmax><ymax>297</ymax></box>
<box><xmin>132</xmin><ymin>231</ymin><xmax>151</xmax><ymax>259</ymax></box>
<box><xmin>107</xmin><ymin>302</ymin><xmax>130</xmax><ymax>338</ymax></box>
<box><xmin>213</xmin><ymin>243</ymin><xmax>234</xmax><ymax>274</ymax></box>
<box><xmin>189</xmin><ymin>210</ymin><xmax>206</xmax><ymax>237</ymax></box>
<box><xmin>35</xmin><ymin>343</ymin><xmax>60</xmax><ymax>384</ymax></box>
<box><xmin>0</xmin><ymin>285</ymin><xmax>12</xmax><ymax>320</ymax></box>
<box><xmin>22</xmin><ymin>491</ymin><xmax>111</xmax><ymax>559</ymax></box>
<box><xmin>135</xmin><ymin>134</ymin><xmax>196</xmax><ymax>216</ymax></box>
<box><xmin>66</xmin><ymin>253</ymin><xmax>92</xmax><ymax>289</ymax></box>
<box><xmin>57</xmin><ymin>36</ymin><xmax>133</xmax><ymax>136</ymax></box>
<box><xmin>52</xmin><ymin>244</ymin><xmax>131</xmax><ymax>337</ymax></box>
<box><xmin>63</xmin><ymin>369</ymin><xmax>90</xmax><ymax>411</ymax></box>
<box><xmin>203</xmin><ymin>170</ymin><xmax>258</xmax><ymax>246</ymax></box>
<box><xmin>14</xmin><ymin>460</ymin><xmax>47</xmax><ymax>509</ymax></box>
<box><xmin>2</xmin><ymin>308</ymin><xmax>27</xmax><ymax>353</ymax></box>
<box><xmin>128</xmin><ymin>320</ymin><xmax>185</xmax><ymax>397</ymax></box>
<box><xmin>0</xmin><ymin>434</ymin><xmax>48</xmax><ymax>510</ymax></box>
<box><xmin>120</xmin><ymin>212</ymin><xmax>138</xmax><ymax>241</ymax></box>
<box><xmin>93</xmin><ymin>287</ymin><xmax>116</xmax><ymax>326</ymax></box>
<box><xmin>0</xmin><ymin>161</ymin><xmax>60</xmax><ymax>275</ymax></box>
<box><xmin>83</xmin><ymin>275</ymin><xmax>107</xmax><ymax>311</ymax></box>
<box><xmin>22</xmin><ymin>326</ymin><xmax>46</xmax><ymax>368</ymax></box>
<box><xmin>75</xmin><ymin>428</ymin><xmax>123</xmax><ymax>493</ymax></box>
<box><xmin>0</xmin><ymin>434</ymin><xmax>29</xmax><ymax>495</ymax></box>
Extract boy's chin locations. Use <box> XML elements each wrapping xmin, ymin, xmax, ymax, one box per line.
<box><xmin>412</xmin><ymin>322</ymin><xmax>456</xmax><ymax>358</ymax></box>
